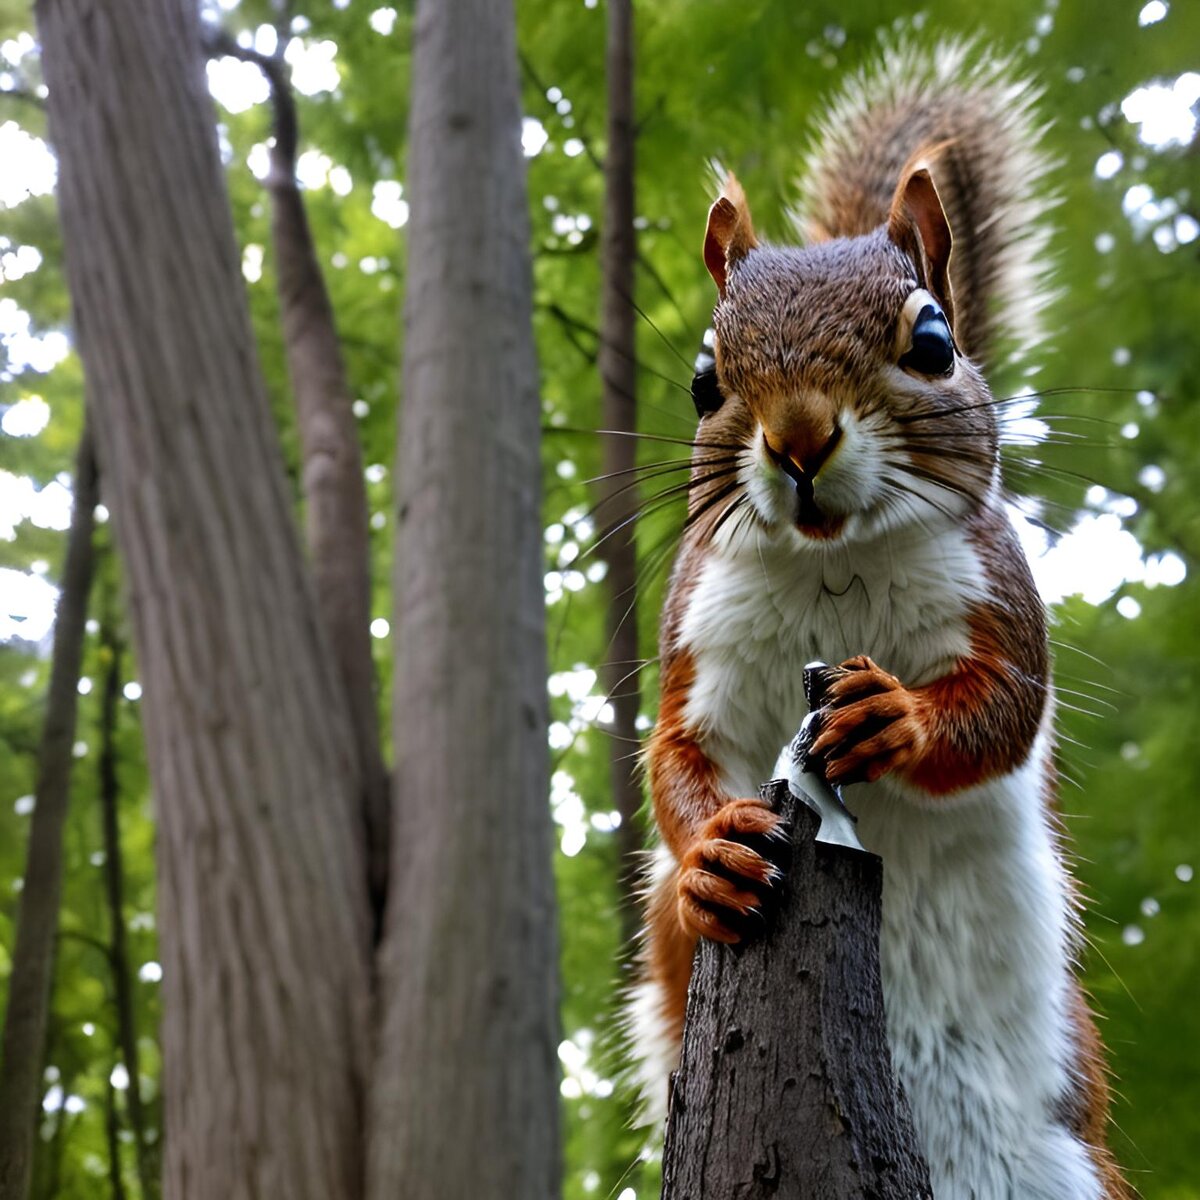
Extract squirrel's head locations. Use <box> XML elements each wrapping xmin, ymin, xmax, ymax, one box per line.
<box><xmin>697</xmin><ymin>169</ymin><xmax>999</xmax><ymax>546</ymax></box>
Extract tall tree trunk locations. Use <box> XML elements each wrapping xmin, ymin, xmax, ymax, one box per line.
<box><xmin>0</xmin><ymin>426</ymin><xmax>97</xmax><ymax>1200</ymax></box>
<box><xmin>202</xmin><ymin>30</ymin><xmax>390</xmax><ymax>919</ymax></box>
<box><xmin>36</xmin><ymin>4</ymin><xmax>372</xmax><ymax>1197</ymax></box>
<box><xmin>367</xmin><ymin>1</ymin><xmax>560</xmax><ymax>1197</ymax></box>
<box><xmin>597</xmin><ymin>0</ymin><xmax>643</xmax><ymax>945</ymax></box>
<box><xmin>96</xmin><ymin>619</ymin><xmax>156</xmax><ymax>1200</ymax></box>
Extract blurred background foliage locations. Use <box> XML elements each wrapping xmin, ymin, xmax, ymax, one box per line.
<box><xmin>1</xmin><ymin>0</ymin><xmax>1198</xmax><ymax>1196</ymax></box>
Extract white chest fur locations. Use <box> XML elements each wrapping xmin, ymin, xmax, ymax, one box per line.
<box><xmin>679</xmin><ymin>520</ymin><xmax>984</xmax><ymax>795</ymax></box>
<box><xmin>673</xmin><ymin>519</ymin><xmax>1102</xmax><ymax>1199</ymax></box>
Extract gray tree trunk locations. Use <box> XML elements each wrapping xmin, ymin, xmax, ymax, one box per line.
<box><xmin>35</xmin><ymin>3</ymin><xmax>372</xmax><ymax>1197</ymax></box>
<box><xmin>367</xmin><ymin>0</ymin><xmax>560</xmax><ymax>1196</ymax></box>
<box><xmin>661</xmin><ymin>781</ymin><xmax>932</xmax><ymax>1199</ymax></box>
<box><xmin>598</xmin><ymin>0</ymin><xmax>643</xmax><ymax>946</ymax></box>
<box><xmin>0</xmin><ymin>426</ymin><xmax>97</xmax><ymax>1200</ymax></box>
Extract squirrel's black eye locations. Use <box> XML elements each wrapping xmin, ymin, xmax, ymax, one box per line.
<box><xmin>899</xmin><ymin>303</ymin><xmax>955</xmax><ymax>377</ymax></box>
<box><xmin>691</xmin><ymin>366</ymin><xmax>725</xmax><ymax>417</ymax></box>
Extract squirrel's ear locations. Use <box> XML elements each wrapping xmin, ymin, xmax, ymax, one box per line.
<box><xmin>704</xmin><ymin>172</ymin><xmax>758</xmax><ymax>296</ymax></box>
<box><xmin>888</xmin><ymin>167</ymin><xmax>955</xmax><ymax>327</ymax></box>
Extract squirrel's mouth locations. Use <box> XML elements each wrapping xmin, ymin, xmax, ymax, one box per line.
<box><xmin>794</xmin><ymin>500</ymin><xmax>846</xmax><ymax>541</ymax></box>
<box><xmin>763</xmin><ymin>436</ymin><xmax>847</xmax><ymax>540</ymax></box>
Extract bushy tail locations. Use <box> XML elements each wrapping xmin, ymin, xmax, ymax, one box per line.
<box><xmin>794</xmin><ymin>40</ymin><xmax>1056</xmax><ymax>373</ymax></box>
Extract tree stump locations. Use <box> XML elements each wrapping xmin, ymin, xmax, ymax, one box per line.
<box><xmin>660</xmin><ymin>779</ymin><xmax>932</xmax><ymax>1199</ymax></box>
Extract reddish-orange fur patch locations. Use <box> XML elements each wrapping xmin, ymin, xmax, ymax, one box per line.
<box><xmin>647</xmin><ymin>649</ymin><xmax>722</xmax><ymax>858</ymax></box>
<box><xmin>642</xmin><ymin>868</ymin><xmax>696</xmax><ymax>1039</ymax></box>
<box><xmin>808</xmin><ymin>593</ymin><xmax>1047</xmax><ymax>799</ymax></box>
<box><xmin>644</xmin><ymin>646</ymin><xmax>784</xmax><ymax>1021</ymax></box>
<box><xmin>904</xmin><ymin>605</ymin><xmax>1045</xmax><ymax>795</ymax></box>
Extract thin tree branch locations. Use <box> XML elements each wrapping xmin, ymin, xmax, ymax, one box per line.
<box><xmin>97</xmin><ymin>607</ymin><xmax>158</xmax><ymax>1199</ymax></box>
<box><xmin>55</xmin><ymin>928</ymin><xmax>116</xmax><ymax>966</ymax></box>
<box><xmin>104</xmin><ymin>1067</ymin><xmax>129</xmax><ymax>1200</ymax></box>
<box><xmin>0</xmin><ymin>84</ymin><xmax>46</xmax><ymax>112</ymax></box>
<box><xmin>539</xmin><ymin>301</ymin><xmax>600</xmax><ymax>365</ymax></box>
<box><xmin>518</xmin><ymin>49</ymin><xmax>604</xmax><ymax>173</ymax></box>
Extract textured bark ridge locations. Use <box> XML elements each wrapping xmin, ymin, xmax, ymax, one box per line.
<box><xmin>661</xmin><ymin>780</ymin><xmax>932</xmax><ymax>1199</ymax></box>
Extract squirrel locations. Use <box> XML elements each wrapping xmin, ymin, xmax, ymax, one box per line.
<box><xmin>626</xmin><ymin>42</ymin><xmax>1133</xmax><ymax>1200</ymax></box>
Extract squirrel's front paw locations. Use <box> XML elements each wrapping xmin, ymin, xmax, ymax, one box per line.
<box><xmin>677</xmin><ymin>798</ymin><xmax>787</xmax><ymax>945</ymax></box>
<box><xmin>807</xmin><ymin>655</ymin><xmax>928</xmax><ymax>785</ymax></box>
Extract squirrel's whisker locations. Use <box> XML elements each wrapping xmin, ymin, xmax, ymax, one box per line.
<box><xmin>578</xmin><ymin>453</ymin><xmax>730</xmax><ymax>489</ymax></box>
<box><xmin>584</xmin><ymin>466</ymin><xmax>745</xmax><ymax>563</ymax></box>
<box><xmin>574</xmin><ymin>456</ymin><xmax>742</xmax><ymax>524</ymax></box>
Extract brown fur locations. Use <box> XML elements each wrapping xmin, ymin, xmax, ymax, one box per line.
<box><xmin>646</xmin><ymin>647</ymin><xmax>723</xmax><ymax>857</ymax></box>
<box><xmin>641</xmin><ymin>864</ymin><xmax>696</xmax><ymax>1039</ymax></box>
<box><xmin>704</xmin><ymin>173</ymin><xmax>758</xmax><ymax>294</ymax></box>
<box><xmin>797</xmin><ymin>43</ymin><xmax>1054</xmax><ymax>369</ymax></box>
<box><xmin>1065</xmin><ymin>984</ymin><xmax>1137</xmax><ymax>1198</ymax></box>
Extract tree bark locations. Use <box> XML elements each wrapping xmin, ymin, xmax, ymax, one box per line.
<box><xmin>203</xmin><ymin>30</ymin><xmax>390</xmax><ymax>919</ymax></box>
<box><xmin>367</xmin><ymin>1</ymin><xmax>560</xmax><ymax>1197</ymax></box>
<box><xmin>36</xmin><ymin>4</ymin><xmax>372</xmax><ymax>1197</ymax></box>
<box><xmin>661</xmin><ymin>780</ymin><xmax>932</xmax><ymax>1199</ymax></box>
<box><xmin>96</xmin><ymin>621</ymin><xmax>156</xmax><ymax>1200</ymax></box>
<box><xmin>0</xmin><ymin>425</ymin><xmax>97</xmax><ymax>1200</ymax></box>
<box><xmin>598</xmin><ymin>0</ymin><xmax>643</xmax><ymax>944</ymax></box>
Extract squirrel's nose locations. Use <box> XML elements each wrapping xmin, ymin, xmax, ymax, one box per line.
<box><xmin>764</xmin><ymin>424</ymin><xmax>843</xmax><ymax>485</ymax></box>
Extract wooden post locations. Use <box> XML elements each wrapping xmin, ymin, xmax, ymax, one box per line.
<box><xmin>661</xmin><ymin>780</ymin><xmax>932</xmax><ymax>1199</ymax></box>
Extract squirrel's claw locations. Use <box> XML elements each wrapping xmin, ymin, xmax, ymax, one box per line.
<box><xmin>676</xmin><ymin>798</ymin><xmax>787</xmax><ymax>944</ymax></box>
<box><xmin>807</xmin><ymin>655</ymin><xmax>927</xmax><ymax>786</ymax></box>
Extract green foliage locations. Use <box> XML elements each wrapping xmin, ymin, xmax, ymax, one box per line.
<box><xmin>2</xmin><ymin>0</ymin><xmax>1199</xmax><ymax>1196</ymax></box>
